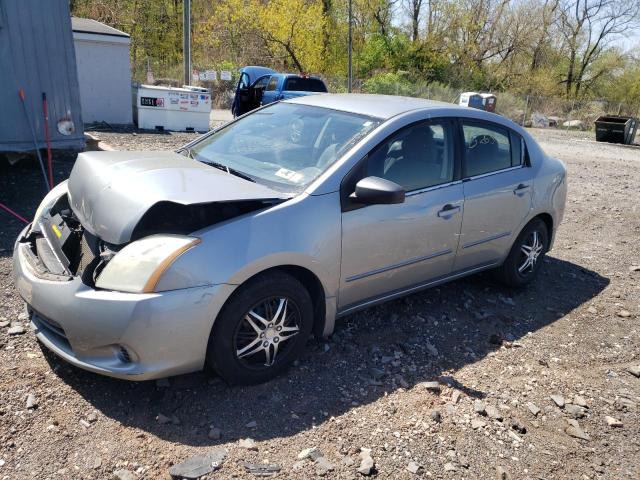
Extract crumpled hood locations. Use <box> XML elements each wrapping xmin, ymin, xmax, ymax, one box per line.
<box><xmin>68</xmin><ymin>151</ymin><xmax>285</xmax><ymax>244</ymax></box>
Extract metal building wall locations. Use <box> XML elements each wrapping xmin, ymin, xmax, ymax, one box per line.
<box><xmin>0</xmin><ymin>0</ymin><xmax>85</xmax><ymax>152</ymax></box>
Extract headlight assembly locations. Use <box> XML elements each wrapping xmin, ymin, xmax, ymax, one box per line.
<box><xmin>95</xmin><ymin>235</ymin><xmax>201</xmax><ymax>293</ymax></box>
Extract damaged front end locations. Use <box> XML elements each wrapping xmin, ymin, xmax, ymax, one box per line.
<box><xmin>21</xmin><ymin>189</ymin><xmax>279</xmax><ymax>291</ymax></box>
<box><xmin>20</xmin><ymin>151</ymin><xmax>286</xmax><ymax>291</ymax></box>
<box><xmin>20</xmin><ymin>183</ymin><xmax>113</xmax><ymax>287</ymax></box>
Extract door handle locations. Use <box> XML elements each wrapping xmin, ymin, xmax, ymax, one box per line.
<box><xmin>513</xmin><ymin>184</ymin><xmax>530</xmax><ymax>195</ymax></box>
<box><xmin>437</xmin><ymin>204</ymin><xmax>461</xmax><ymax>218</ymax></box>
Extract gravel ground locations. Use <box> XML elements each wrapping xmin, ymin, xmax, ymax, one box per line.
<box><xmin>0</xmin><ymin>127</ymin><xmax>638</xmax><ymax>480</ymax></box>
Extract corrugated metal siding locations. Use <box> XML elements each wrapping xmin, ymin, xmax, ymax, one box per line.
<box><xmin>0</xmin><ymin>0</ymin><xmax>85</xmax><ymax>152</ymax></box>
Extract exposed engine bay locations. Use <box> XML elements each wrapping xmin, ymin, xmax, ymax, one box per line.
<box><xmin>22</xmin><ymin>192</ymin><xmax>279</xmax><ymax>287</ymax></box>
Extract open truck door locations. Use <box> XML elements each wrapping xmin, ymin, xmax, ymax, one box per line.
<box><xmin>231</xmin><ymin>66</ymin><xmax>276</xmax><ymax>117</ymax></box>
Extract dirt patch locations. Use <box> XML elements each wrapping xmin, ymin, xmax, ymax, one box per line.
<box><xmin>0</xmin><ymin>128</ymin><xmax>638</xmax><ymax>479</ymax></box>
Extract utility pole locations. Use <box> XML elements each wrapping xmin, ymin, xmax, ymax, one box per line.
<box><xmin>183</xmin><ymin>0</ymin><xmax>191</xmax><ymax>86</ymax></box>
<box><xmin>348</xmin><ymin>0</ymin><xmax>353</xmax><ymax>93</ymax></box>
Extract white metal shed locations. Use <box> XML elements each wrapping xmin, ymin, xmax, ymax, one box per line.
<box><xmin>72</xmin><ymin>17</ymin><xmax>133</xmax><ymax>126</ymax></box>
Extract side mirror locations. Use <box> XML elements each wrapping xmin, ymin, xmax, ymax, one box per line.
<box><xmin>351</xmin><ymin>176</ymin><xmax>405</xmax><ymax>205</ymax></box>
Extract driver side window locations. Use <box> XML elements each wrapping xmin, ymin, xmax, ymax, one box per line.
<box><xmin>366</xmin><ymin>121</ymin><xmax>454</xmax><ymax>192</ymax></box>
<box><xmin>266</xmin><ymin>76</ymin><xmax>279</xmax><ymax>91</ymax></box>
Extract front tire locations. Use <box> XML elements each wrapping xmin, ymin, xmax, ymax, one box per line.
<box><xmin>207</xmin><ymin>271</ymin><xmax>313</xmax><ymax>385</ymax></box>
<box><xmin>494</xmin><ymin>218</ymin><xmax>549</xmax><ymax>288</ymax></box>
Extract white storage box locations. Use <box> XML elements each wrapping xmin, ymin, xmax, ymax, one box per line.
<box><xmin>133</xmin><ymin>84</ymin><xmax>211</xmax><ymax>132</ymax></box>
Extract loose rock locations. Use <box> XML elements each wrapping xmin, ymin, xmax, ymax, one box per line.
<box><xmin>564</xmin><ymin>404</ymin><xmax>586</xmax><ymax>419</ymax></box>
<box><xmin>168</xmin><ymin>449</ymin><xmax>226</xmax><ymax>479</ymax></box>
<box><xmin>444</xmin><ymin>462</ymin><xmax>457</xmax><ymax>472</ymax></box>
<box><xmin>550</xmin><ymin>394</ymin><xmax>565</xmax><ymax>408</ymax></box>
<box><xmin>485</xmin><ymin>405</ymin><xmax>503</xmax><ymax>421</ymax></box>
<box><xmin>565</xmin><ymin>420</ymin><xmax>590</xmax><ymax>440</ymax></box>
<box><xmin>315</xmin><ymin>456</ymin><xmax>335</xmax><ymax>476</ymax></box>
<box><xmin>297</xmin><ymin>447</ymin><xmax>322</xmax><ymax>460</ymax></box>
<box><xmin>26</xmin><ymin>394</ymin><xmax>37</xmax><ymax>409</ymax></box>
<box><xmin>238</xmin><ymin>438</ymin><xmax>258</xmax><ymax>450</ymax></box>
<box><xmin>112</xmin><ymin>469</ymin><xmax>136</xmax><ymax>480</ymax></box>
<box><xmin>573</xmin><ymin>395</ymin><xmax>588</xmax><ymax>408</ymax></box>
<box><xmin>156</xmin><ymin>414</ymin><xmax>171</xmax><ymax>425</ymax></box>
<box><xmin>8</xmin><ymin>325</ymin><xmax>25</xmax><ymax>335</ymax></box>
<box><xmin>604</xmin><ymin>416</ymin><xmax>623</xmax><ymax>428</ymax></box>
<box><xmin>357</xmin><ymin>448</ymin><xmax>375</xmax><ymax>476</ymax></box>
<box><xmin>471</xmin><ymin>419</ymin><xmax>487</xmax><ymax>429</ymax></box>
<box><xmin>474</xmin><ymin>400</ymin><xmax>486</xmax><ymax>415</ymax></box>
<box><xmin>616</xmin><ymin>310</ymin><xmax>631</xmax><ymax>318</ymax></box>
<box><xmin>526</xmin><ymin>402</ymin><xmax>541</xmax><ymax>416</ymax></box>
<box><xmin>406</xmin><ymin>461</ymin><xmax>421</xmax><ymax>474</ymax></box>
<box><xmin>418</xmin><ymin>381</ymin><xmax>441</xmax><ymax>392</ymax></box>
<box><xmin>626</xmin><ymin>366</ymin><xmax>640</xmax><ymax>378</ymax></box>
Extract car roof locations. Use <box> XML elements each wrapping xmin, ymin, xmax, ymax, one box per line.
<box><xmin>240</xmin><ymin>66</ymin><xmax>277</xmax><ymax>83</ymax></box>
<box><xmin>284</xmin><ymin>93</ymin><xmax>463</xmax><ymax>120</ymax></box>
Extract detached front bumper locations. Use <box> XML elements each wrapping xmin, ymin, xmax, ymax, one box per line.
<box><xmin>12</xmin><ymin>225</ymin><xmax>234</xmax><ymax>380</ymax></box>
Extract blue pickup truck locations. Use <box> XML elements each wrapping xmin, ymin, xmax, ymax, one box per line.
<box><xmin>231</xmin><ymin>66</ymin><xmax>328</xmax><ymax>117</ymax></box>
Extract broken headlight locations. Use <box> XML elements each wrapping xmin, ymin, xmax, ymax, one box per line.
<box><xmin>32</xmin><ymin>181</ymin><xmax>69</xmax><ymax>228</ymax></box>
<box><xmin>94</xmin><ymin>235</ymin><xmax>200</xmax><ymax>293</ymax></box>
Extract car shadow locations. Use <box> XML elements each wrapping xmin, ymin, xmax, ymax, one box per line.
<box><xmin>42</xmin><ymin>255</ymin><xmax>608</xmax><ymax>447</ymax></box>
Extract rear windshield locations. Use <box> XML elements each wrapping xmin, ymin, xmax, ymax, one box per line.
<box><xmin>284</xmin><ymin>77</ymin><xmax>328</xmax><ymax>92</ymax></box>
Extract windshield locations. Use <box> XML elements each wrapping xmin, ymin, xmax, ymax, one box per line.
<box><xmin>190</xmin><ymin>103</ymin><xmax>380</xmax><ymax>193</ymax></box>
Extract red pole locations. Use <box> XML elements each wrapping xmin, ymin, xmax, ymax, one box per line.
<box><xmin>0</xmin><ymin>202</ymin><xmax>29</xmax><ymax>224</ymax></box>
<box><xmin>42</xmin><ymin>93</ymin><xmax>54</xmax><ymax>188</ymax></box>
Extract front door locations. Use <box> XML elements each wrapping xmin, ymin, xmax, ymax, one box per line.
<box><xmin>454</xmin><ymin>120</ymin><xmax>533</xmax><ymax>271</ymax></box>
<box><xmin>339</xmin><ymin>119</ymin><xmax>464</xmax><ymax>310</ymax></box>
<box><xmin>260</xmin><ymin>76</ymin><xmax>281</xmax><ymax>105</ymax></box>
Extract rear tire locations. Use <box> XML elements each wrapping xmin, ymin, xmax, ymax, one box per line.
<box><xmin>207</xmin><ymin>271</ymin><xmax>313</xmax><ymax>385</ymax></box>
<box><xmin>494</xmin><ymin>218</ymin><xmax>549</xmax><ymax>288</ymax></box>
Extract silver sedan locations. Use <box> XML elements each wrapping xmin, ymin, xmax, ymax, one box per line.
<box><xmin>13</xmin><ymin>94</ymin><xmax>567</xmax><ymax>384</ymax></box>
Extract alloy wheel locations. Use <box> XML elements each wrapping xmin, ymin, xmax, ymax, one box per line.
<box><xmin>234</xmin><ymin>297</ymin><xmax>301</xmax><ymax>369</ymax></box>
<box><xmin>518</xmin><ymin>230</ymin><xmax>544</xmax><ymax>274</ymax></box>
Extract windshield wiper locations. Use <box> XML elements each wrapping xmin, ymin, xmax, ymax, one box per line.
<box><xmin>202</xmin><ymin>160</ymin><xmax>256</xmax><ymax>183</ymax></box>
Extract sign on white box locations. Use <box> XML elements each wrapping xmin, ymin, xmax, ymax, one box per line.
<box><xmin>135</xmin><ymin>84</ymin><xmax>211</xmax><ymax>132</ymax></box>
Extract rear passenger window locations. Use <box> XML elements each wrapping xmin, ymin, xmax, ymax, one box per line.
<box><xmin>462</xmin><ymin>122</ymin><xmax>514</xmax><ymax>177</ymax></box>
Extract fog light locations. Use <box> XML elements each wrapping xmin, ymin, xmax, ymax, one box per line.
<box><xmin>117</xmin><ymin>345</ymin><xmax>132</xmax><ymax>364</ymax></box>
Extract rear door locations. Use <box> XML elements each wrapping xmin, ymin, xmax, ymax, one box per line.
<box><xmin>454</xmin><ymin>120</ymin><xmax>533</xmax><ymax>271</ymax></box>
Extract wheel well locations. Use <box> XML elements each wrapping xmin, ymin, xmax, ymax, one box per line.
<box><xmin>533</xmin><ymin>213</ymin><xmax>553</xmax><ymax>248</ymax></box>
<box><xmin>240</xmin><ymin>265</ymin><xmax>327</xmax><ymax>338</ymax></box>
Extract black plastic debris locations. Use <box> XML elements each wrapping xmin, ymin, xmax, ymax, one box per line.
<box><xmin>240</xmin><ymin>461</ymin><xmax>282</xmax><ymax>477</ymax></box>
<box><xmin>169</xmin><ymin>449</ymin><xmax>227</xmax><ymax>479</ymax></box>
